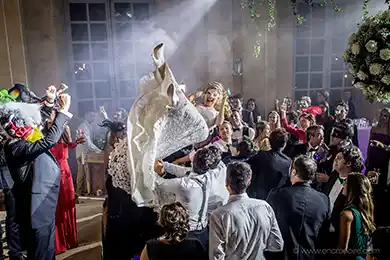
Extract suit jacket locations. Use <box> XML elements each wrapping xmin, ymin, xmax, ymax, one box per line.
<box><xmin>0</xmin><ymin>144</ymin><xmax>13</xmax><ymax>190</ymax></box>
<box><xmin>242</xmin><ymin>109</ymin><xmax>261</xmax><ymax>129</ymax></box>
<box><xmin>247</xmin><ymin>150</ymin><xmax>291</xmax><ymax>200</ymax></box>
<box><xmin>320</xmin><ymin>171</ymin><xmax>346</xmax><ymax>231</ymax></box>
<box><xmin>267</xmin><ymin>182</ymin><xmax>331</xmax><ymax>260</ymax></box>
<box><xmin>4</xmin><ymin>112</ymin><xmax>70</xmax><ymax>228</ymax></box>
<box><xmin>288</xmin><ymin>143</ymin><xmax>309</xmax><ymax>160</ymax></box>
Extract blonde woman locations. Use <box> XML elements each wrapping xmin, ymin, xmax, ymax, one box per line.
<box><xmin>188</xmin><ymin>81</ymin><xmax>229</xmax><ymax>129</ymax></box>
<box><xmin>267</xmin><ymin>111</ymin><xmax>281</xmax><ymax>131</ymax></box>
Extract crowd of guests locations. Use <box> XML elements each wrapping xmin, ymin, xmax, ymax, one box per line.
<box><xmin>100</xmin><ymin>84</ymin><xmax>390</xmax><ymax>260</ymax></box>
<box><xmin>0</xmin><ymin>79</ymin><xmax>390</xmax><ymax>260</ymax></box>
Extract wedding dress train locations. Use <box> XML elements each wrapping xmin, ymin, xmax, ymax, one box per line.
<box><xmin>119</xmin><ymin>43</ymin><xmax>208</xmax><ymax>208</ymax></box>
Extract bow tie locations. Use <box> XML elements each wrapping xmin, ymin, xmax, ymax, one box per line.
<box><xmin>309</xmin><ymin>147</ymin><xmax>318</xmax><ymax>152</ymax></box>
<box><xmin>233</xmin><ymin>128</ymin><xmax>241</xmax><ymax>131</ymax></box>
<box><xmin>337</xmin><ymin>176</ymin><xmax>346</xmax><ymax>184</ymax></box>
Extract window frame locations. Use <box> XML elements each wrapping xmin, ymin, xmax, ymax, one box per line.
<box><xmin>66</xmin><ymin>0</ymin><xmax>153</xmax><ymax>117</ymax></box>
<box><xmin>292</xmin><ymin>1</ymin><xmax>355</xmax><ymax>103</ymax></box>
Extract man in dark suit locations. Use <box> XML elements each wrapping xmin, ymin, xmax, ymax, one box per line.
<box><xmin>3</xmin><ymin>94</ymin><xmax>72</xmax><ymax>260</ymax></box>
<box><xmin>288</xmin><ymin>125</ymin><xmax>325</xmax><ymax>160</ymax></box>
<box><xmin>267</xmin><ymin>155</ymin><xmax>331</xmax><ymax>260</ymax></box>
<box><xmin>247</xmin><ymin>128</ymin><xmax>291</xmax><ymax>200</ymax></box>
<box><xmin>0</xmin><ymin>133</ymin><xmax>24</xmax><ymax>260</ymax></box>
<box><xmin>324</xmin><ymin>101</ymin><xmax>358</xmax><ymax>147</ymax></box>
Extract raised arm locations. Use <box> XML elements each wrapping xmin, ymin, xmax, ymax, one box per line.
<box><xmin>163</xmin><ymin>161</ymin><xmax>191</xmax><ymax>177</ymax></box>
<box><xmin>5</xmin><ymin>95</ymin><xmax>72</xmax><ymax>164</ymax></box>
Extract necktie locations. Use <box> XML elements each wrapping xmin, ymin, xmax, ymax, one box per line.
<box><xmin>338</xmin><ymin>176</ymin><xmax>345</xmax><ymax>184</ymax></box>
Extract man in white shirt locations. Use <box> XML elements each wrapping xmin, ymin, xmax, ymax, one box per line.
<box><xmin>76</xmin><ymin>111</ymin><xmax>102</xmax><ymax>196</ymax></box>
<box><xmin>209</xmin><ymin>161</ymin><xmax>283</xmax><ymax>260</ymax></box>
<box><xmin>155</xmin><ymin>146</ymin><xmax>228</xmax><ymax>251</ymax></box>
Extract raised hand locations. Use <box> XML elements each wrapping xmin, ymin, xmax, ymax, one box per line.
<box><xmin>58</xmin><ymin>94</ymin><xmax>71</xmax><ymax>112</ymax></box>
<box><xmin>100</xmin><ymin>106</ymin><xmax>108</xmax><ymax>119</ymax></box>
<box><xmin>45</xmin><ymin>85</ymin><xmax>57</xmax><ymax>103</ymax></box>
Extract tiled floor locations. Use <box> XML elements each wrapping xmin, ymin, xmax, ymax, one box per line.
<box><xmin>0</xmin><ymin>197</ymin><xmax>104</xmax><ymax>260</ymax></box>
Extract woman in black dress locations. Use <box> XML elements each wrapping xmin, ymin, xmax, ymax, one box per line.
<box><xmin>140</xmin><ymin>202</ymin><xmax>207</xmax><ymax>260</ymax></box>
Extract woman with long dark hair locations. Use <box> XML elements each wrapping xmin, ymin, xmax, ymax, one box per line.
<box><xmin>140</xmin><ymin>202</ymin><xmax>207</xmax><ymax>260</ymax></box>
<box><xmin>47</xmin><ymin>110</ymin><xmax>85</xmax><ymax>255</ymax></box>
<box><xmin>338</xmin><ymin>173</ymin><xmax>375</xmax><ymax>260</ymax></box>
<box><xmin>366</xmin><ymin>108</ymin><xmax>390</xmax><ymax>187</ymax></box>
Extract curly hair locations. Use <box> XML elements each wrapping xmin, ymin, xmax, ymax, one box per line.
<box><xmin>339</xmin><ymin>146</ymin><xmax>364</xmax><ymax>172</ymax></box>
<box><xmin>192</xmin><ymin>146</ymin><xmax>221</xmax><ymax>174</ymax></box>
<box><xmin>158</xmin><ymin>202</ymin><xmax>189</xmax><ymax>244</ymax></box>
<box><xmin>345</xmin><ymin>173</ymin><xmax>376</xmax><ymax>235</ymax></box>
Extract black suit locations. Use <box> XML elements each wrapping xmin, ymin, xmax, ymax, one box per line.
<box><xmin>4</xmin><ymin>112</ymin><xmax>70</xmax><ymax>260</ymax></box>
<box><xmin>267</xmin><ymin>182</ymin><xmax>331</xmax><ymax>260</ymax></box>
<box><xmin>320</xmin><ymin>172</ymin><xmax>346</xmax><ymax>225</ymax></box>
<box><xmin>288</xmin><ymin>143</ymin><xmax>309</xmax><ymax>160</ymax></box>
<box><xmin>324</xmin><ymin>119</ymin><xmax>359</xmax><ymax>147</ymax></box>
<box><xmin>247</xmin><ymin>150</ymin><xmax>291</xmax><ymax>200</ymax></box>
<box><xmin>0</xmin><ymin>146</ymin><xmax>21</xmax><ymax>260</ymax></box>
<box><xmin>317</xmin><ymin>171</ymin><xmax>346</xmax><ymax>250</ymax></box>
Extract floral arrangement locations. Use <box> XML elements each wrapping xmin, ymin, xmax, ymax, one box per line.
<box><xmin>344</xmin><ymin>10</ymin><xmax>390</xmax><ymax>103</ymax></box>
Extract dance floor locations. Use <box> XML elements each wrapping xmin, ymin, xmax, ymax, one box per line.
<box><xmin>1</xmin><ymin>197</ymin><xmax>104</xmax><ymax>260</ymax></box>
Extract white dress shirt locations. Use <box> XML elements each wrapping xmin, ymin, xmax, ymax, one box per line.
<box><xmin>157</xmin><ymin>162</ymin><xmax>228</xmax><ymax>230</ymax></box>
<box><xmin>209</xmin><ymin>193</ymin><xmax>284</xmax><ymax>260</ymax></box>
<box><xmin>328</xmin><ymin>177</ymin><xmax>345</xmax><ymax>214</ymax></box>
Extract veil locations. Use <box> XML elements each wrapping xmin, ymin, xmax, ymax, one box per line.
<box><xmin>111</xmin><ymin>43</ymin><xmax>209</xmax><ymax>208</ymax></box>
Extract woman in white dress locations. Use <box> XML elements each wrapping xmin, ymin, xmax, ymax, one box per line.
<box><xmin>188</xmin><ymin>81</ymin><xmax>229</xmax><ymax>130</ymax></box>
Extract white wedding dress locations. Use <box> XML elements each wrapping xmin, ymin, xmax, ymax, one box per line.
<box><xmin>117</xmin><ymin>44</ymin><xmax>209</xmax><ymax>208</ymax></box>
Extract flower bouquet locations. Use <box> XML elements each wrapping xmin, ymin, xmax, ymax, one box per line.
<box><xmin>344</xmin><ymin>10</ymin><xmax>390</xmax><ymax>103</ymax></box>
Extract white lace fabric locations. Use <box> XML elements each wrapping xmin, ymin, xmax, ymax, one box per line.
<box><xmin>123</xmin><ymin>44</ymin><xmax>209</xmax><ymax>208</ymax></box>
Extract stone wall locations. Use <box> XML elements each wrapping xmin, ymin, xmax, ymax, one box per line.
<box><xmin>0</xmin><ymin>0</ymin><xmax>384</xmax><ymax>120</ymax></box>
<box><xmin>0</xmin><ymin>0</ymin><xmax>28</xmax><ymax>87</ymax></box>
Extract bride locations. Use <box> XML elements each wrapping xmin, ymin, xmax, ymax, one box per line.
<box><xmin>120</xmin><ymin>43</ymin><xmax>209</xmax><ymax>208</ymax></box>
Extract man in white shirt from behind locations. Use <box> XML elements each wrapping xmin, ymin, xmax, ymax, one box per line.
<box><xmin>209</xmin><ymin>161</ymin><xmax>283</xmax><ymax>260</ymax></box>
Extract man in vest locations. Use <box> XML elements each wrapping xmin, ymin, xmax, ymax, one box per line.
<box><xmin>229</xmin><ymin>110</ymin><xmax>255</xmax><ymax>148</ymax></box>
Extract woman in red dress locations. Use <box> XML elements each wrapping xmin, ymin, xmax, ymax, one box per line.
<box><xmin>47</xmin><ymin>111</ymin><xmax>85</xmax><ymax>255</ymax></box>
